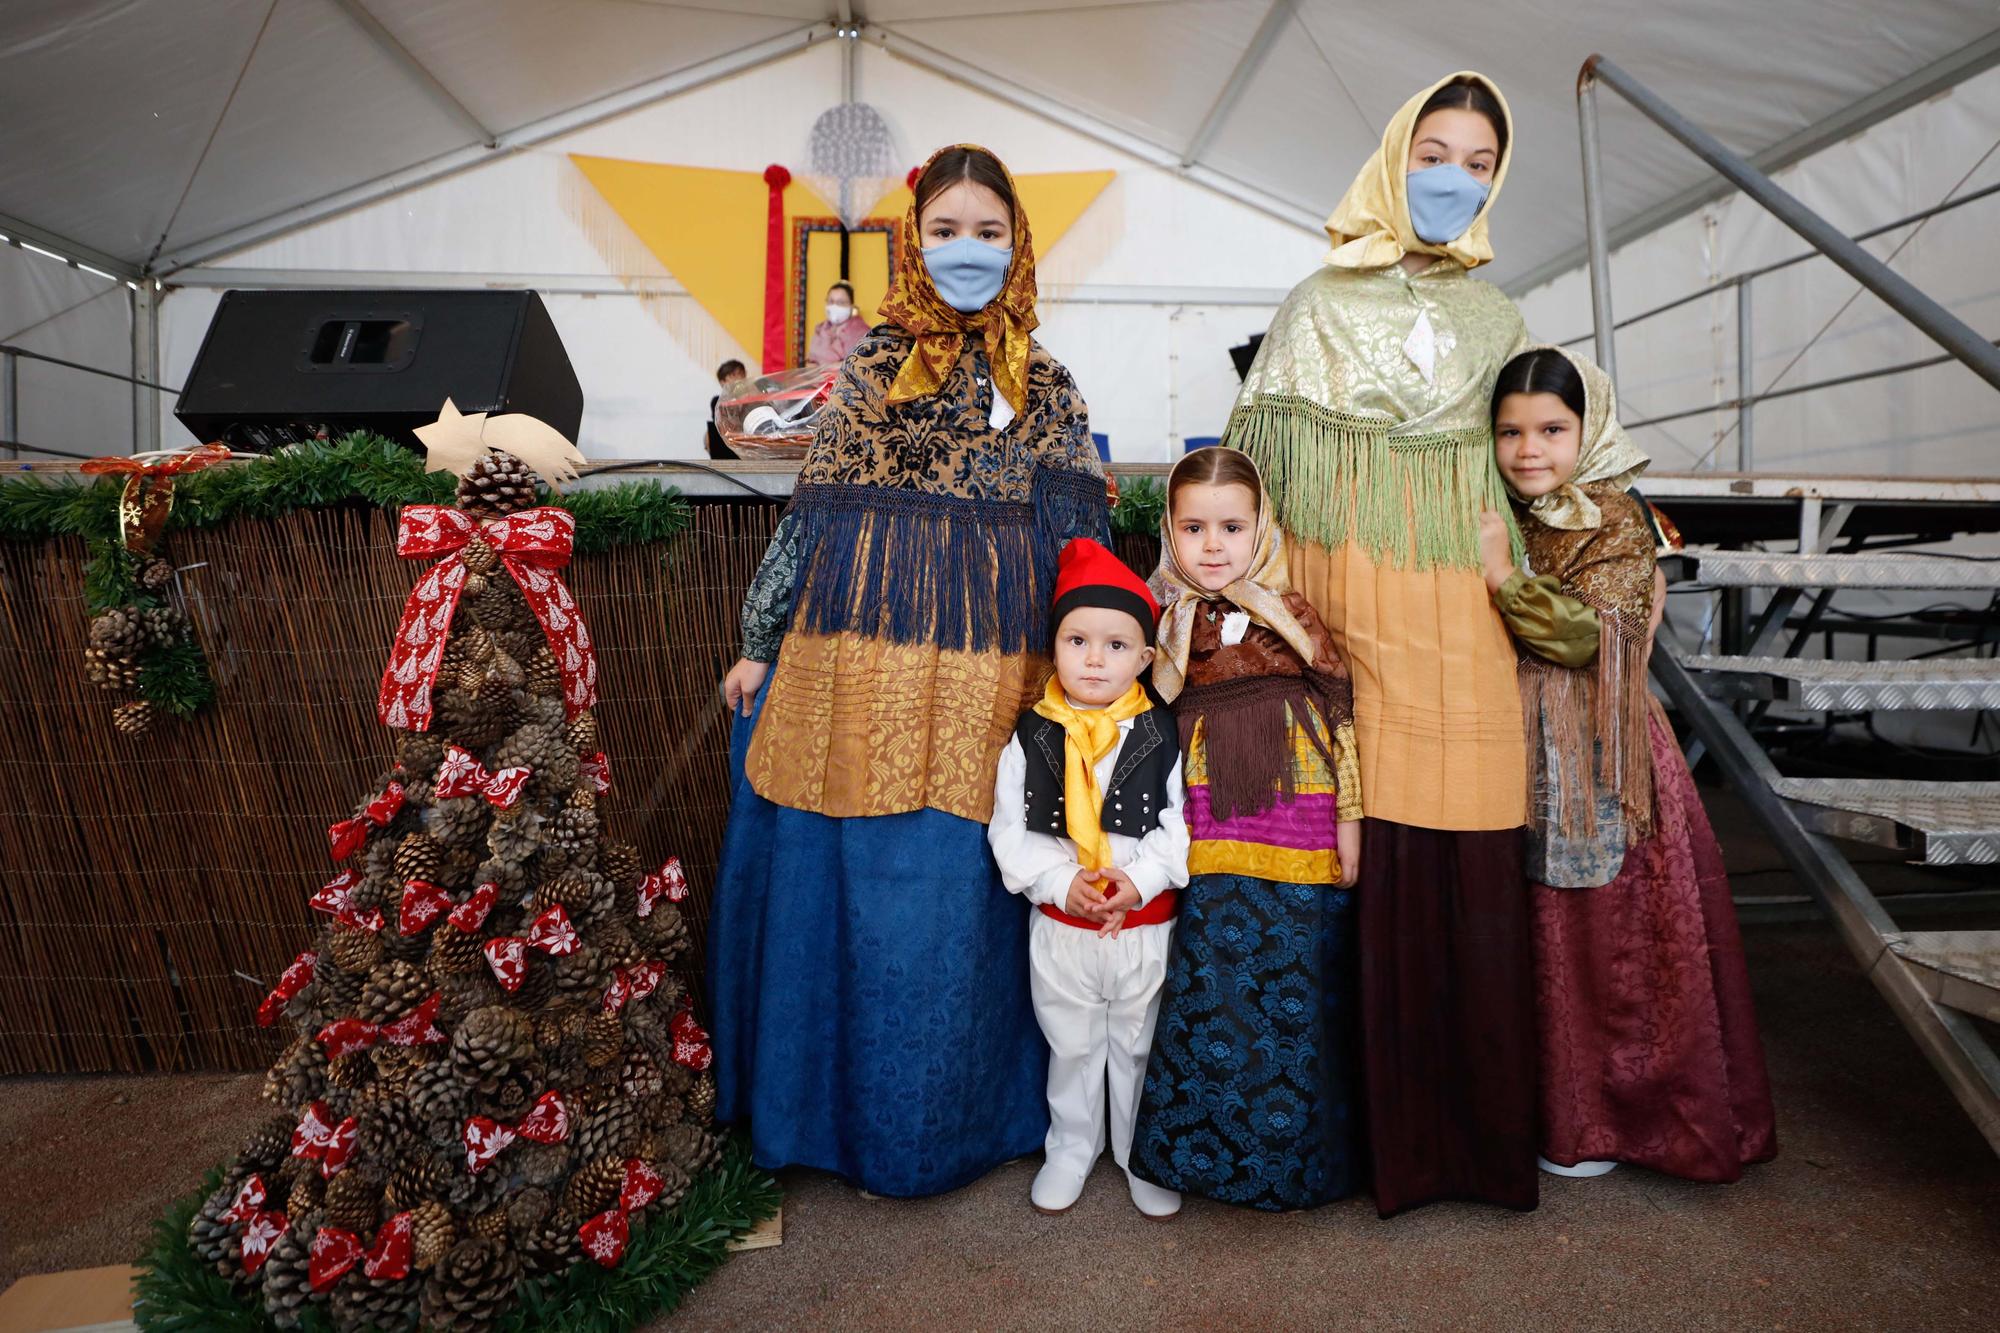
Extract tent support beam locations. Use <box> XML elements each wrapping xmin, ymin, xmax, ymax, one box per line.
<box><xmin>1180</xmin><ymin>0</ymin><xmax>1292</xmax><ymax>168</ymax></box>
<box><xmin>0</xmin><ymin>212</ymin><xmax>143</xmax><ymax>282</ymax></box>
<box><xmin>328</xmin><ymin>0</ymin><xmax>497</xmax><ymax>147</ymax></box>
<box><xmin>1506</xmin><ymin>26</ymin><xmax>2000</xmax><ymax>295</ymax></box>
<box><xmin>150</xmin><ymin>22</ymin><xmax>836</xmax><ymax>276</ymax></box>
<box><xmin>864</xmin><ymin>25</ymin><xmax>1322</xmax><ymax>236</ymax></box>
<box><xmin>131</xmin><ymin>281</ymin><xmax>160</xmax><ymax>455</ymax></box>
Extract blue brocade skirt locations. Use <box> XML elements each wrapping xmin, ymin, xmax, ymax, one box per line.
<box><xmin>1130</xmin><ymin>874</ymin><xmax>1358</xmax><ymax>1211</ymax></box>
<box><xmin>706</xmin><ymin>684</ymin><xmax>1049</xmax><ymax>1197</ymax></box>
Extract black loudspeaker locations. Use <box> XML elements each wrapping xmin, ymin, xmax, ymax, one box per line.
<box><xmin>174</xmin><ymin>289</ymin><xmax>583</xmax><ymax>450</ymax></box>
<box><xmin>1229</xmin><ymin>333</ymin><xmax>1265</xmax><ymax>382</ymax></box>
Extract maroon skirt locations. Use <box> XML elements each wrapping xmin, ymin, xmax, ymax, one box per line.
<box><xmin>1531</xmin><ymin>705</ymin><xmax>1778</xmax><ymax>1179</ymax></box>
<box><xmin>1360</xmin><ymin>820</ymin><xmax>1539</xmax><ymax>1217</ymax></box>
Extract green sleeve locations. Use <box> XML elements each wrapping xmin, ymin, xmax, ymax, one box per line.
<box><xmin>1494</xmin><ymin>570</ymin><xmax>1600</xmax><ymax>668</ymax></box>
<box><xmin>740</xmin><ymin>513</ymin><xmax>802</xmax><ymax>663</ymax></box>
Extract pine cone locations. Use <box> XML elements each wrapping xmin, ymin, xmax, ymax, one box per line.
<box><xmin>548</xmin><ymin>805</ymin><xmax>598</xmax><ymax>856</ymax></box>
<box><xmin>328</xmin><ymin>924</ymin><xmax>384</xmax><ymax>976</ymax></box>
<box><xmin>395</xmin><ymin>832</ymin><xmax>446</xmax><ymax>885</ymax></box>
<box><xmin>553</xmin><ymin>946</ymin><xmax>611</xmax><ymax>1008</ymax></box>
<box><xmin>329</xmin><ymin>1270</ymin><xmax>421</xmax><ymax>1332</ymax></box>
<box><xmin>517</xmin><ymin>1211</ymin><xmax>580</xmax><ymax>1278</ymax></box>
<box><xmin>356</xmin><ymin>1097</ymin><xmax>424</xmax><ymax>1168</ymax></box>
<box><xmin>644</xmin><ymin>1093</ymin><xmax>686</xmax><ymax>1131</ymax></box>
<box><xmin>411</xmin><ymin>1200</ymin><xmax>456</xmax><ymax>1271</ymax></box>
<box><xmin>634</xmin><ymin>901</ymin><xmax>690</xmax><ymax>960</ymax></box>
<box><xmin>580</xmin><ymin>1010</ymin><xmax>622</xmax><ymax>1070</ymax></box>
<box><xmin>232</xmin><ymin>1112</ymin><xmax>301</xmax><ymax>1174</ymax></box>
<box><xmin>531</xmin><ymin>872</ymin><xmax>593</xmax><ymax>921</ymax></box>
<box><xmin>452</xmin><ymin>1006</ymin><xmax>535</xmax><ymax>1093</ymax></box>
<box><xmin>425</xmin><ymin>930</ymin><xmax>486</xmax><ymax>990</ymax></box>
<box><xmin>88</xmin><ymin>606</ymin><xmax>148</xmax><ymax>659</ymax></box>
<box><xmin>347</xmin><ymin>873</ymin><xmax>395</xmax><ymax>918</ymax></box>
<box><xmin>484</xmin><ymin>807</ymin><xmax>543</xmax><ymax>865</ymax></box>
<box><xmin>505</xmin><ymin>1187</ymin><xmax>552</xmax><ymax>1243</ymax></box>
<box><xmin>619</xmin><ymin>1048</ymin><xmax>663</xmax><ymax>1100</ymax></box>
<box><xmin>265</xmin><ymin>1036</ymin><xmax>329</xmax><ymax>1108</ymax></box>
<box><xmin>138</xmin><ymin>604</ymin><xmax>187</xmax><ymax>648</ymax></box>
<box><xmin>358</xmin><ymin>960</ymin><xmax>429</xmax><ymax>1026</ymax></box>
<box><xmin>111</xmin><ymin>699</ymin><xmax>156</xmax><ymax>735</ymax></box>
<box><xmin>594</xmin><ymin>919</ymin><xmax>640</xmax><ymax>969</ymax></box>
<box><xmin>436</xmin><ymin>969</ymin><xmax>503</xmax><ymax>1031</ymax></box>
<box><xmin>188</xmin><ymin>1180</ymin><xmax>242</xmax><ymax>1273</ymax></box>
<box><xmin>562</xmin><ymin>1154</ymin><xmax>625</xmax><ymax>1217</ymax></box>
<box><xmin>456</xmin><ymin>452</ymin><xmax>540</xmax><ymax>520</ymax></box>
<box><xmin>261</xmin><ymin>1210</ymin><xmax>323</xmax><ymax>1329</ymax></box>
<box><xmin>647</xmin><ymin>1158</ymin><xmax>693</xmax><ymax>1213</ymax></box>
<box><xmin>82</xmin><ymin>645</ymin><xmax>144</xmax><ymax>692</ymax></box>
<box><xmin>407</xmin><ymin>1061</ymin><xmax>469</xmax><ymax>1146</ymax></box>
<box><xmin>576</xmin><ymin>1098</ymin><xmax>643</xmax><ymax>1162</ymax></box>
<box><xmin>525</xmin><ymin>648</ymin><xmax>561</xmax><ymax>698</ymax></box>
<box><xmin>287</xmin><ymin>1170</ymin><xmax>326</xmax><ymax>1219</ymax></box>
<box><xmin>471</xmin><ymin>579</ymin><xmax>535</xmax><ymax>633</ymax></box>
<box><xmin>327</xmin><ymin>1049</ymin><xmax>375</xmax><ymax>1092</ymax></box>
<box><xmin>324</xmin><ymin>1171</ymin><xmax>381</xmax><ymax>1237</ymax></box>
<box><xmin>689</xmin><ymin>1072</ymin><xmax>717</xmax><ymax>1123</ymax></box>
<box><xmin>468</xmin><ymin>1206</ymin><xmax>511</xmax><ymax>1242</ymax></box>
<box><xmin>386</xmin><ymin>1153</ymin><xmax>452</xmax><ymax>1212</ymax></box>
<box><xmin>599</xmin><ymin>842</ymin><xmax>642</xmax><ymax>892</ymax></box>
<box><xmin>474</xmin><ymin>854</ymin><xmax>528</xmax><ymax>900</ymax></box>
<box><xmin>420</xmin><ymin>1237</ymin><xmax>522</xmax><ymax>1332</ymax></box>
<box><xmin>138</xmin><ymin>555</ymin><xmax>175</xmax><ymax>590</ymax></box>
<box><xmin>564</xmin><ymin>711</ymin><xmax>600</xmax><ymax>755</ymax></box>
<box><xmin>659</xmin><ymin>1121</ymin><xmax>721</xmax><ymax>1177</ymax></box>
<box><xmin>512</xmin><ymin>958</ymin><xmax>557</xmax><ymax>1013</ymax></box>
<box><xmin>396</xmin><ymin>731</ymin><xmax>445</xmax><ymax>778</ymax></box>
<box><xmin>427</xmin><ymin>797</ymin><xmax>491</xmax><ymax>851</ymax></box>
<box><xmin>512</xmin><ymin>1139</ymin><xmax>574</xmax><ymax>1189</ymax></box>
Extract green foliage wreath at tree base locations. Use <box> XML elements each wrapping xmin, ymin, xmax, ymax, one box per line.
<box><xmin>0</xmin><ymin>434</ymin><xmax>691</xmax><ymax>719</ymax></box>
<box><xmin>134</xmin><ymin>1136</ymin><xmax>780</xmax><ymax>1333</ymax></box>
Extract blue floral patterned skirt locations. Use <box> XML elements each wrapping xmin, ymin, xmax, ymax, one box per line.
<box><xmin>706</xmin><ymin>683</ymin><xmax>1049</xmax><ymax>1197</ymax></box>
<box><xmin>1130</xmin><ymin>874</ymin><xmax>1358</xmax><ymax>1211</ymax></box>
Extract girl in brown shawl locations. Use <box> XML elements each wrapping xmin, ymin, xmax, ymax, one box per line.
<box><xmin>1484</xmin><ymin>345</ymin><xmax>1777</xmax><ymax>1183</ymax></box>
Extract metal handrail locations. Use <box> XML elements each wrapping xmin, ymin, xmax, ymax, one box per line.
<box><xmin>0</xmin><ymin>342</ymin><xmax>177</xmax><ymax>393</ymax></box>
<box><xmin>1577</xmin><ymin>55</ymin><xmax>2000</xmax><ymax>399</ymax></box>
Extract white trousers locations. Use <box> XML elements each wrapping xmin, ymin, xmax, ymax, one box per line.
<box><xmin>1027</xmin><ymin>911</ymin><xmax>1172</xmax><ymax>1177</ymax></box>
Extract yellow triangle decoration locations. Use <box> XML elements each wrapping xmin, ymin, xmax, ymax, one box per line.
<box><xmin>568</xmin><ymin>156</ymin><xmax>1115</xmax><ymax>365</ymax></box>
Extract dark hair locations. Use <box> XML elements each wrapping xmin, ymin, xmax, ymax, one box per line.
<box><xmin>827</xmin><ymin>281</ymin><xmax>854</xmax><ymax>301</ymax></box>
<box><xmin>1168</xmin><ymin>446</ymin><xmax>1263</xmax><ymax>517</ymax></box>
<box><xmin>716</xmin><ymin>358</ymin><xmax>746</xmax><ymax>382</ymax></box>
<box><xmin>1492</xmin><ymin>348</ymin><xmax>1585</xmax><ymax>421</ymax></box>
<box><xmin>913</xmin><ymin>146</ymin><xmax>1018</xmax><ymax>222</ymax></box>
<box><xmin>1416</xmin><ymin>77</ymin><xmax>1508</xmax><ymax>165</ymax></box>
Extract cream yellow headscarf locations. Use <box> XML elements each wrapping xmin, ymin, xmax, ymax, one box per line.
<box><xmin>1151</xmin><ymin>450</ymin><xmax>1320</xmax><ymax>703</ymax></box>
<box><xmin>1324</xmin><ymin>71</ymin><xmax>1513</xmax><ymax>271</ymax></box>
<box><xmin>1499</xmin><ymin>344</ymin><xmax>1650</xmax><ymax>531</ymax></box>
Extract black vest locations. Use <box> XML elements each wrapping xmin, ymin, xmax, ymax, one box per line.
<box><xmin>1016</xmin><ymin>707</ymin><xmax>1179</xmax><ymax>840</ymax></box>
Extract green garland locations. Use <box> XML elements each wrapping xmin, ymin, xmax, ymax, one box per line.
<box><xmin>1111</xmin><ymin>476</ymin><xmax>1165</xmax><ymax>537</ymax></box>
<box><xmin>1</xmin><ymin>434</ymin><xmax>692</xmax><ymax>720</ymax></box>
<box><xmin>134</xmin><ymin>1136</ymin><xmax>781</xmax><ymax>1333</ymax></box>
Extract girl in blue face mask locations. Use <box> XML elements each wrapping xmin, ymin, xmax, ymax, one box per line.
<box><xmin>1401</xmin><ymin>84</ymin><xmax>1504</xmax><ymax>265</ymax></box>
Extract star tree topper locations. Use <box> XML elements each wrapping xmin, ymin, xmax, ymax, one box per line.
<box><xmin>414</xmin><ymin>398</ymin><xmax>589</xmax><ymax>486</ymax></box>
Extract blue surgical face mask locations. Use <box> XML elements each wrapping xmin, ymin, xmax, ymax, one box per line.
<box><xmin>1405</xmin><ymin>163</ymin><xmax>1491</xmax><ymax>245</ymax></box>
<box><xmin>922</xmin><ymin>237</ymin><xmax>1012</xmax><ymax>313</ymax></box>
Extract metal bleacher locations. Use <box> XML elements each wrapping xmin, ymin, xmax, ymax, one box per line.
<box><xmin>1578</xmin><ymin>57</ymin><xmax>2000</xmax><ymax>1152</ymax></box>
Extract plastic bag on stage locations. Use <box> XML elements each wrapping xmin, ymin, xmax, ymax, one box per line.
<box><xmin>717</xmin><ymin>366</ymin><xmax>838</xmax><ymax>458</ymax></box>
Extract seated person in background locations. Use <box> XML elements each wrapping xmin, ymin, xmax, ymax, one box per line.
<box><xmin>806</xmin><ymin>281</ymin><xmax>870</xmax><ymax>368</ymax></box>
<box><xmin>707</xmin><ymin>358</ymin><xmax>747</xmax><ymax>460</ymax></box>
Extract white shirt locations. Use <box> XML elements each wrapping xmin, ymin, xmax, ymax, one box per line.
<box><xmin>988</xmin><ymin>711</ymin><xmax>1191</xmax><ymax>909</ymax></box>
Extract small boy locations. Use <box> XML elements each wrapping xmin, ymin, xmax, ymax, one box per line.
<box><xmin>989</xmin><ymin>537</ymin><xmax>1190</xmax><ymax>1219</ymax></box>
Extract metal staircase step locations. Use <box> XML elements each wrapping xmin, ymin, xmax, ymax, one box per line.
<box><xmin>1682</xmin><ymin>655</ymin><xmax>2000</xmax><ymax>709</ymax></box>
<box><xmin>1773</xmin><ymin>779</ymin><xmax>2000</xmax><ymax>865</ymax></box>
<box><xmin>1889</xmin><ymin>931</ymin><xmax>2000</xmax><ymax>1023</ymax></box>
<box><xmin>1677</xmin><ymin>548</ymin><xmax>2000</xmax><ymax>589</ymax></box>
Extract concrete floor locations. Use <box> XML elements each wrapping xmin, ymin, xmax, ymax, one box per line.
<box><xmin>4</xmin><ymin>791</ymin><xmax>1997</xmax><ymax>1330</ymax></box>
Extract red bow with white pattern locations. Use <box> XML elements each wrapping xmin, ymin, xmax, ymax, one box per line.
<box><xmin>580</xmin><ymin>751</ymin><xmax>612</xmax><ymax>795</ymax></box>
<box><xmin>221</xmin><ymin>1173</ymin><xmax>288</xmax><ymax>1275</ymax></box>
<box><xmin>670</xmin><ymin>1003</ymin><xmax>714</xmax><ymax>1072</ymax></box>
<box><xmin>327</xmin><ymin>781</ymin><xmax>406</xmax><ymax>861</ymax></box>
<box><xmin>462</xmin><ymin>1090</ymin><xmax>570</xmax><ymax>1173</ymax></box>
<box><xmin>316</xmin><ymin>993</ymin><xmax>446</xmax><ymax>1060</ymax></box>
<box><xmin>309</xmin><ymin>1210</ymin><xmax>414</xmax><ymax>1291</ymax></box>
<box><xmin>435</xmin><ymin>745</ymin><xmax>532</xmax><ymax>810</ymax></box>
<box><xmin>601</xmin><ymin>960</ymin><xmax>666</xmax><ymax>1014</ymax></box>
<box><xmin>637</xmin><ymin>857</ymin><xmax>688</xmax><ymax>918</ymax></box>
<box><xmin>310</xmin><ymin>869</ymin><xmax>385</xmax><ymax>934</ymax></box>
<box><xmin>377</xmin><ymin>505</ymin><xmax>598</xmax><ymax>732</ymax></box>
<box><xmin>256</xmin><ymin>951</ymin><xmax>318</xmax><ymax>1027</ymax></box>
<box><xmin>576</xmin><ymin>1159</ymin><xmax>669</xmax><ymax>1268</ymax></box>
<box><xmin>448</xmin><ymin>882</ymin><xmax>498</xmax><ymax>932</ymax></box>
<box><xmin>483</xmin><ymin>905</ymin><xmax>580</xmax><ymax>991</ymax></box>
<box><xmin>399</xmin><ymin>880</ymin><xmax>451</xmax><ymax>935</ymax></box>
<box><xmin>291</xmin><ymin>1101</ymin><xmax>358</xmax><ymax>1178</ymax></box>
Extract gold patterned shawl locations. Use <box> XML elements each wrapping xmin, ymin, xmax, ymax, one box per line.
<box><xmin>1325</xmin><ymin>71</ymin><xmax>1513</xmax><ymax>272</ymax></box>
<box><xmin>1151</xmin><ymin>452</ymin><xmax>1319</xmax><ymax>703</ymax></box>
<box><xmin>877</xmin><ymin>143</ymin><xmax>1039</xmax><ymax>415</ymax></box>
<box><xmin>1516</xmin><ymin>483</ymin><xmax>1658</xmax><ymax>840</ymax></box>
<box><xmin>1501</xmin><ymin>345</ymin><xmax>1650</xmax><ymax>531</ymax></box>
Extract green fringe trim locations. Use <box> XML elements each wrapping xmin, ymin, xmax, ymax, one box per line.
<box><xmin>1223</xmin><ymin>393</ymin><xmax>1523</xmax><ymax>571</ymax></box>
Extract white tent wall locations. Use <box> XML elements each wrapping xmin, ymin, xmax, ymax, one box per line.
<box><xmin>152</xmin><ymin>39</ymin><xmax>1321</xmax><ymax>462</ymax></box>
<box><xmin>1514</xmin><ymin>64</ymin><xmax>2000</xmax><ymax>481</ymax></box>
<box><xmin>0</xmin><ymin>246</ymin><xmax>133</xmax><ymax>457</ymax></box>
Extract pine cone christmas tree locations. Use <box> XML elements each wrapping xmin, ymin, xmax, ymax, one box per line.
<box><xmin>329</xmin><ymin>1270</ymin><xmax>422</xmax><ymax>1333</ymax></box>
<box><xmin>456</xmin><ymin>452</ymin><xmax>540</xmax><ymax>519</ymax></box>
<box><xmin>261</xmin><ymin>1210</ymin><xmax>323</xmax><ymax>1329</ymax></box>
<box><xmin>419</xmin><ymin>1237</ymin><xmax>522</xmax><ymax>1332</ymax></box>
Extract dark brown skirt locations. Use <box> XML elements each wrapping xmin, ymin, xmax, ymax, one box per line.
<box><xmin>1360</xmin><ymin>819</ymin><xmax>1539</xmax><ymax>1217</ymax></box>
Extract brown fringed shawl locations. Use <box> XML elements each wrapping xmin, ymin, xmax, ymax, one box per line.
<box><xmin>1176</xmin><ymin>591</ymin><xmax>1354</xmax><ymax>820</ymax></box>
<box><xmin>1515</xmin><ymin>483</ymin><xmax>1657</xmax><ymax>840</ymax></box>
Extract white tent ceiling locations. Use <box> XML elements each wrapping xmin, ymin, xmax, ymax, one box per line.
<box><xmin>3</xmin><ymin>0</ymin><xmax>1998</xmax><ymax>290</ymax></box>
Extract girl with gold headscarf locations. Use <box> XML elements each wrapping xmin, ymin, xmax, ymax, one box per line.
<box><xmin>1224</xmin><ymin>72</ymin><xmax>1538</xmax><ymax>1217</ymax></box>
<box><xmin>1486</xmin><ymin>346</ymin><xmax>1777</xmax><ymax>1184</ymax></box>
<box><xmin>709</xmin><ymin>145</ymin><xmax>1110</xmax><ymax>1198</ymax></box>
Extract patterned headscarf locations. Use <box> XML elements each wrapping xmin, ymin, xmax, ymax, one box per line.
<box><xmin>877</xmin><ymin>143</ymin><xmax>1039</xmax><ymax>414</ymax></box>
<box><xmin>1151</xmin><ymin>450</ymin><xmax>1321</xmax><ymax>703</ymax></box>
<box><xmin>1501</xmin><ymin>344</ymin><xmax>1650</xmax><ymax>531</ymax></box>
<box><xmin>1324</xmin><ymin>71</ymin><xmax>1513</xmax><ymax>272</ymax></box>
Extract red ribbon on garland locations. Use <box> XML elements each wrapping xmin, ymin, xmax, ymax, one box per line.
<box><xmin>761</xmin><ymin>164</ymin><xmax>792</xmax><ymax>373</ymax></box>
<box><xmin>80</xmin><ymin>442</ymin><xmax>232</xmax><ymax>553</ymax></box>
<box><xmin>377</xmin><ymin>506</ymin><xmax>597</xmax><ymax>732</ymax></box>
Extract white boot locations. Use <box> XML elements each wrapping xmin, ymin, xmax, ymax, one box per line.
<box><xmin>1538</xmin><ymin>1155</ymin><xmax>1619</xmax><ymax>1178</ymax></box>
<box><xmin>1031</xmin><ymin>1160</ymin><xmax>1090</xmax><ymax>1214</ymax></box>
<box><xmin>1126</xmin><ymin>1171</ymin><xmax>1181</xmax><ymax>1219</ymax></box>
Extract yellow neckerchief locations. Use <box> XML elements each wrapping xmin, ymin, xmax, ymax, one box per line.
<box><xmin>1500</xmin><ymin>345</ymin><xmax>1650</xmax><ymax>532</ymax></box>
<box><xmin>1323</xmin><ymin>70</ymin><xmax>1513</xmax><ymax>272</ymax></box>
<box><xmin>877</xmin><ymin>143</ymin><xmax>1039</xmax><ymax>414</ymax></box>
<box><xmin>1032</xmin><ymin>676</ymin><xmax>1151</xmax><ymax>875</ymax></box>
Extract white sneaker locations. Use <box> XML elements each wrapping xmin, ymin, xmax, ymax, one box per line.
<box><xmin>1538</xmin><ymin>1155</ymin><xmax>1619</xmax><ymax>1178</ymax></box>
<box><xmin>1031</xmin><ymin>1161</ymin><xmax>1089</xmax><ymax>1214</ymax></box>
<box><xmin>1126</xmin><ymin>1172</ymin><xmax>1182</xmax><ymax>1219</ymax></box>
